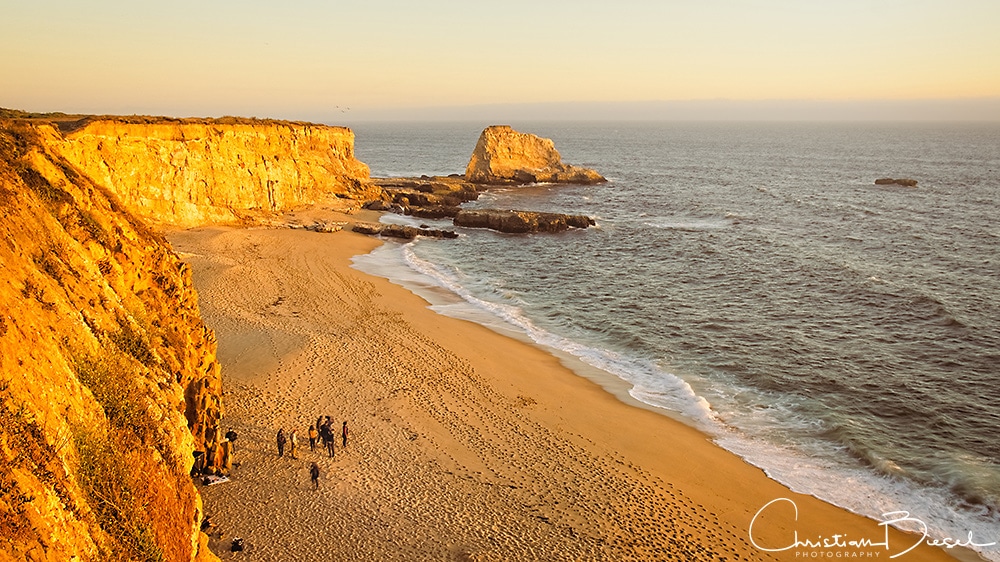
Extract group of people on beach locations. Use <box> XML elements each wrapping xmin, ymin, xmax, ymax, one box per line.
<box><xmin>275</xmin><ymin>417</ymin><xmax>348</xmax><ymax>489</ymax></box>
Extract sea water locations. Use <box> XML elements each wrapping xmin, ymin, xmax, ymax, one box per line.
<box><xmin>350</xmin><ymin>121</ymin><xmax>1000</xmax><ymax>559</ymax></box>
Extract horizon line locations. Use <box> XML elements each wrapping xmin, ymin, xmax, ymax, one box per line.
<box><xmin>5</xmin><ymin>96</ymin><xmax>1000</xmax><ymax>124</ymax></box>
<box><xmin>334</xmin><ymin>97</ymin><xmax>1000</xmax><ymax>123</ymax></box>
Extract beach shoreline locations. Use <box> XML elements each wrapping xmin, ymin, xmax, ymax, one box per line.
<box><xmin>170</xmin><ymin>206</ymin><xmax>972</xmax><ymax>561</ymax></box>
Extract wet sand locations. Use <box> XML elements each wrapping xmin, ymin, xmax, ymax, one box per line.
<box><xmin>169</xmin><ymin>207</ymin><xmax>964</xmax><ymax>561</ymax></box>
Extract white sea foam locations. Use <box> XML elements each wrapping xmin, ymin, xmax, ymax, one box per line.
<box><xmin>641</xmin><ymin>217</ymin><xmax>732</xmax><ymax>231</ymax></box>
<box><xmin>401</xmin><ymin>245</ymin><xmax>719</xmax><ymax>421</ymax></box>
<box><xmin>718</xmin><ymin>433</ymin><xmax>1000</xmax><ymax>561</ymax></box>
<box><xmin>356</xmin><ymin>246</ymin><xmax>731</xmax><ymax>435</ymax></box>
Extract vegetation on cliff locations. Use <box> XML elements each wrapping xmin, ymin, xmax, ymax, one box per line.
<box><xmin>0</xmin><ymin>120</ymin><xmax>221</xmax><ymax>561</ymax></box>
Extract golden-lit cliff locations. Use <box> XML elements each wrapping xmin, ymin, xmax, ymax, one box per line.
<box><xmin>50</xmin><ymin>117</ymin><xmax>378</xmax><ymax>227</ymax></box>
<box><xmin>0</xmin><ymin>120</ymin><xmax>222</xmax><ymax>561</ymax></box>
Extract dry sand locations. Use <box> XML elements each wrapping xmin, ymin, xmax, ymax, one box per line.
<box><xmin>168</xmin><ymin>207</ymin><xmax>965</xmax><ymax>561</ymax></box>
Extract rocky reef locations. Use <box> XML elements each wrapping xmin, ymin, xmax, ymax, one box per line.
<box><xmin>352</xmin><ymin>221</ymin><xmax>458</xmax><ymax>239</ymax></box>
<box><xmin>454</xmin><ymin>209</ymin><xmax>594</xmax><ymax>233</ymax></box>
<box><xmin>366</xmin><ymin>175</ymin><xmax>595</xmax><ymax>235</ymax></box>
<box><xmin>371</xmin><ymin>175</ymin><xmax>480</xmax><ymax>214</ymax></box>
<box><xmin>465</xmin><ymin>125</ymin><xmax>606</xmax><ymax>185</ymax></box>
<box><xmin>0</xmin><ymin>120</ymin><xmax>221</xmax><ymax>561</ymax></box>
<box><xmin>50</xmin><ymin>116</ymin><xmax>378</xmax><ymax>227</ymax></box>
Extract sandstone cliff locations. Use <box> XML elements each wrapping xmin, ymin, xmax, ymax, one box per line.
<box><xmin>0</xmin><ymin>120</ymin><xmax>222</xmax><ymax>561</ymax></box>
<box><xmin>50</xmin><ymin>117</ymin><xmax>378</xmax><ymax>227</ymax></box>
<box><xmin>464</xmin><ymin>125</ymin><xmax>606</xmax><ymax>185</ymax></box>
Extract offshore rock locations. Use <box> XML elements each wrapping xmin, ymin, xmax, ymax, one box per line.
<box><xmin>454</xmin><ymin>209</ymin><xmax>595</xmax><ymax>233</ymax></box>
<box><xmin>0</xmin><ymin>120</ymin><xmax>221</xmax><ymax>561</ymax></box>
<box><xmin>464</xmin><ymin>125</ymin><xmax>606</xmax><ymax>185</ymax></box>
<box><xmin>48</xmin><ymin>116</ymin><xmax>379</xmax><ymax>227</ymax></box>
<box><xmin>874</xmin><ymin>178</ymin><xmax>918</xmax><ymax>187</ymax></box>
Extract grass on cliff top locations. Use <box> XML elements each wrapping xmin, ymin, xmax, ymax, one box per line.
<box><xmin>2</xmin><ymin>106</ymin><xmax>326</xmax><ymax>134</ymax></box>
<box><xmin>1</xmin><ymin>108</ymin><xmax>93</xmax><ymax>134</ymax></box>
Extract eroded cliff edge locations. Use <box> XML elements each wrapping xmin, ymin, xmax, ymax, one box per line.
<box><xmin>51</xmin><ymin>117</ymin><xmax>378</xmax><ymax>228</ymax></box>
<box><xmin>0</xmin><ymin>120</ymin><xmax>222</xmax><ymax>561</ymax></box>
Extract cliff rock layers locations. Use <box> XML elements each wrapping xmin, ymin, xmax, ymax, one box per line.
<box><xmin>52</xmin><ymin>117</ymin><xmax>377</xmax><ymax>227</ymax></box>
<box><xmin>464</xmin><ymin>125</ymin><xmax>606</xmax><ymax>185</ymax></box>
<box><xmin>0</xmin><ymin>120</ymin><xmax>221</xmax><ymax>561</ymax></box>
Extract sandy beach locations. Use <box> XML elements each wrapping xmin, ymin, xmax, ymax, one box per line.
<box><xmin>168</xmin><ymin>206</ymin><xmax>965</xmax><ymax>561</ymax></box>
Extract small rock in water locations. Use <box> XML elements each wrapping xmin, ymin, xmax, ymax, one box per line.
<box><xmin>874</xmin><ymin>178</ymin><xmax>918</xmax><ymax>187</ymax></box>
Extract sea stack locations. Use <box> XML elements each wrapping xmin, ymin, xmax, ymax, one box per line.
<box><xmin>464</xmin><ymin>125</ymin><xmax>606</xmax><ymax>185</ymax></box>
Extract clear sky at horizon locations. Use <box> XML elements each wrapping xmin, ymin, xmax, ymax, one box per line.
<box><xmin>2</xmin><ymin>0</ymin><xmax>999</xmax><ymax>121</ymax></box>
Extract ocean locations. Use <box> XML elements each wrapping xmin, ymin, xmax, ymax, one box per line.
<box><xmin>349</xmin><ymin>121</ymin><xmax>1000</xmax><ymax>559</ymax></box>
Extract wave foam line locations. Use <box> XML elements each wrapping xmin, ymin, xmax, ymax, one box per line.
<box><xmin>400</xmin><ymin>246</ymin><xmax>720</xmax><ymax>428</ymax></box>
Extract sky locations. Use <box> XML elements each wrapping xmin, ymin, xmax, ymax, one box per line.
<box><xmin>2</xmin><ymin>0</ymin><xmax>999</xmax><ymax>122</ymax></box>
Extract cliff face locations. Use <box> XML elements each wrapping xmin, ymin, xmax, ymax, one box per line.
<box><xmin>0</xmin><ymin>121</ymin><xmax>221</xmax><ymax>561</ymax></box>
<box><xmin>464</xmin><ymin>125</ymin><xmax>606</xmax><ymax>185</ymax></box>
<box><xmin>51</xmin><ymin>118</ymin><xmax>378</xmax><ymax>227</ymax></box>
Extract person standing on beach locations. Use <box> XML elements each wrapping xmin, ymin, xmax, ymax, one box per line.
<box><xmin>289</xmin><ymin>429</ymin><xmax>299</xmax><ymax>460</ymax></box>
<box><xmin>320</xmin><ymin>419</ymin><xmax>333</xmax><ymax>455</ymax></box>
<box><xmin>310</xmin><ymin>462</ymin><xmax>320</xmax><ymax>489</ymax></box>
<box><xmin>276</xmin><ymin>428</ymin><xmax>286</xmax><ymax>458</ymax></box>
<box><xmin>308</xmin><ymin>425</ymin><xmax>318</xmax><ymax>451</ymax></box>
<box><xmin>342</xmin><ymin>421</ymin><xmax>348</xmax><ymax>448</ymax></box>
<box><xmin>221</xmin><ymin>440</ymin><xmax>234</xmax><ymax>474</ymax></box>
<box><xmin>325</xmin><ymin>426</ymin><xmax>335</xmax><ymax>458</ymax></box>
